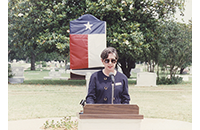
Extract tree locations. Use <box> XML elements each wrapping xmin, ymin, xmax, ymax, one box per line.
<box><xmin>179</xmin><ymin>21</ymin><xmax>192</xmax><ymax>74</ymax></box>
<box><xmin>8</xmin><ymin>0</ymin><xmax>86</xmax><ymax>70</ymax></box>
<box><xmin>9</xmin><ymin>0</ymin><xmax>186</xmax><ymax>77</ymax></box>
<box><xmin>85</xmin><ymin>0</ymin><xmax>185</xmax><ymax>78</ymax></box>
<box><xmin>158</xmin><ymin>20</ymin><xmax>192</xmax><ymax>79</ymax></box>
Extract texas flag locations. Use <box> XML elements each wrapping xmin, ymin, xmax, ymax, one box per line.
<box><xmin>70</xmin><ymin>14</ymin><xmax>106</xmax><ymax>69</ymax></box>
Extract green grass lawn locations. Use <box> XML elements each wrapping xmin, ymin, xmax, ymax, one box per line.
<box><xmin>8</xmin><ymin>70</ymin><xmax>192</xmax><ymax>122</ymax></box>
<box><xmin>8</xmin><ymin>84</ymin><xmax>86</xmax><ymax>121</ymax></box>
<box><xmin>130</xmin><ymin>84</ymin><xmax>192</xmax><ymax>122</ymax></box>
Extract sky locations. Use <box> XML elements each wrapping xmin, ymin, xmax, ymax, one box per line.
<box><xmin>174</xmin><ymin>0</ymin><xmax>192</xmax><ymax>23</ymax></box>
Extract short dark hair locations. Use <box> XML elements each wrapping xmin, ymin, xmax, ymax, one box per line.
<box><xmin>100</xmin><ymin>47</ymin><xmax>119</xmax><ymax>60</ymax></box>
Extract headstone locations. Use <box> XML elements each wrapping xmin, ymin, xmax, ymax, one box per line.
<box><xmin>18</xmin><ymin>60</ymin><xmax>25</xmax><ymax>64</ymax></box>
<box><xmin>69</xmin><ymin>14</ymin><xmax>106</xmax><ymax>70</ymax></box>
<box><xmin>136</xmin><ymin>72</ymin><xmax>157</xmax><ymax>87</ymax></box>
<box><xmin>54</xmin><ymin>61</ymin><xmax>58</xmax><ymax>68</ymax></box>
<box><xmin>182</xmin><ymin>68</ymin><xmax>189</xmax><ymax>74</ymax></box>
<box><xmin>39</xmin><ymin>61</ymin><xmax>42</xmax><ymax>69</ymax></box>
<box><xmin>49</xmin><ymin>71</ymin><xmax>61</xmax><ymax>78</ymax></box>
<box><xmin>9</xmin><ymin>67</ymin><xmax>24</xmax><ymax>84</ymax></box>
<box><xmin>39</xmin><ymin>64</ymin><xmax>42</xmax><ymax>68</ymax></box>
<box><xmin>13</xmin><ymin>59</ymin><xmax>16</xmax><ymax>63</ymax></box>
<box><xmin>189</xmin><ymin>66</ymin><xmax>192</xmax><ymax>74</ymax></box>
<box><xmin>59</xmin><ymin>69</ymin><xmax>65</xmax><ymax>73</ymax></box>
<box><xmin>46</xmin><ymin>61</ymin><xmax>50</xmax><ymax>68</ymax></box>
<box><xmin>51</xmin><ymin>60</ymin><xmax>55</xmax><ymax>64</ymax></box>
<box><xmin>50</xmin><ymin>69</ymin><xmax>55</xmax><ymax>72</ymax></box>
<box><xmin>60</xmin><ymin>61</ymin><xmax>65</xmax><ymax>68</ymax></box>
<box><xmin>11</xmin><ymin>67</ymin><xmax>24</xmax><ymax>77</ymax></box>
<box><xmin>44</xmin><ymin>70</ymin><xmax>68</xmax><ymax>80</ymax></box>
<box><xmin>167</xmin><ymin>75</ymin><xmax>189</xmax><ymax>81</ymax></box>
<box><xmin>132</xmin><ymin>68</ymin><xmax>141</xmax><ymax>73</ymax></box>
<box><xmin>35</xmin><ymin>65</ymin><xmax>39</xmax><ymax>70</ymax></box>
<box><xmin>65</xmin><ymin>63</ymin><xmax>70</xmax><ymax>70</ymax></box>
<box><xmin>181</xmin><ymin>75</ymin><xmax>189</xmax><ymax>81</ymax></box>
<box><xmin>50</xmin><ymin>61</ymin><xmax>54</xmax><ymax>67</ymax></box>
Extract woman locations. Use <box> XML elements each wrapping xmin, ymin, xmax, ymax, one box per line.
<box><xmin>86</xmin><ymin>47</ymin><xmax>130</xmax><ymax>104</ymax></box>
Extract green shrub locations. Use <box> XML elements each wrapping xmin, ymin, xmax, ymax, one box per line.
<box><xmin>171</xmin><ymin>76</ymin><xmax>183</xmax><ymax>84</ymax></box>
<box><xmin>43</xmin><ymin>116</ymin><xmax>78</xmax><ymax>130</ymax></box>
<box><xmin>157</xmin><ymin>76</ymin><xmax>183</xmax><ymax>85</ymax></box>
<box><xmin>42</xmin><ymin>61</ymin><xmax>47</xmax><ymax>67</ymax></box>
<box><xmin>8</xmin><ymin>63</ymin><xmax>14</xmax><ymax>78</ymax></box>
<box><xmin>23</xmin><ymin>80</ymin><xmax>86</xmax><ymax>86</ymax></box>
<box><xmin>36</xmin><ymin>61</ymin><xmax>47</xmax><ymax>67</ymax></box>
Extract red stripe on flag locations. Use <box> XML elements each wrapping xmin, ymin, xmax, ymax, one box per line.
<box><xmin>70</xmin><ymin>34</ymin><xmax>88</xmax><ymax>69</ymax></box>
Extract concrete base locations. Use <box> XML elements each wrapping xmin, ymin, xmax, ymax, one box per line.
<box><xmin>43</xmin><ymin>77</ymin><xmax>52</xmax><ymax>80</ymax></box>
<box><xmin>9</xmin><ymin>77</ymin><xmax>24</xmax><ymax>84</ymax></box>
<box><xmin>78</xmin><ymin>119</ymin><xmax>142</xmax><ymax>130</ymax></box>
<box><xmin>8</xmin><ymin>117</ymin><xmax>192</xmax><ymax>130</ymax></box>
<box><xmin>60</xmin><ymin>77</ymin><xmax>69</xmax><ymax>80</ymax></box>
<box><xmin>141</xmin><ymin>118</ymin><xmax>192</xmax><ymax>130</ymax></box>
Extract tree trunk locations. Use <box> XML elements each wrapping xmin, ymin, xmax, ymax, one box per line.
<box><xmin>180</xmin><ymin>67</ymin><xmax>184</xmax><ymax>74</ymax></box>
<box><xmin>31</xmin><ymin>52</ymin><xmax>36</xmax><ymax>70</ymax></box>
<box><xmin>119</xmin><ymin>58</ymin><xmax>135</xmax><ymax>78</ymax></box>
<box><xmin>170</xmin><ymin>65</ymin><xmax>175</xmax><ymax>79</ymax></box>
<box><xmin>157</xmin><ymin>63</ymin><xmax>159</xmax><ymax>81</ymax></box>
<box><xmin>25</xmin><ymin>57</ymin><xmax>29</xmax><ymax>63</ymax></box>
<box><xmin>121</xmin><ymin>66</ymin><xmax>131</xmax><ymax>78</ymax></box>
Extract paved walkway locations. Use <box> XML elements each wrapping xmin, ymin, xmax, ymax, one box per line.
<box><xmin>8</xmin><ymin>117</ymin><xmax>192</xmax><ymax>130</ymax></box>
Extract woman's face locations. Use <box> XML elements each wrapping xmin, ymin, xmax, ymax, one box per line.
<box><xmin>102</xmin><ymin>53</ymin><xmax>117</xmax><ymax>72</ymax></box>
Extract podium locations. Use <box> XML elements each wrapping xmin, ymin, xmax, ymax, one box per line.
<box><xmin>78</xmin><ymin>104</ymin><xmax>144</xmax><ymax>130</ymax></box>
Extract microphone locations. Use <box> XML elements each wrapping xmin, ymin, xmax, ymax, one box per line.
<box><xmin>109</xmin><ymin>72</ymin><xmax>115</xmax><ymax>84</ymax></box>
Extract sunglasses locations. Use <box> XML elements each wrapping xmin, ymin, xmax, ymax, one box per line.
<box><xmin>104</xmin><ymin>59</ymin><xmax>117</xmax><ymax>64</ymax></box>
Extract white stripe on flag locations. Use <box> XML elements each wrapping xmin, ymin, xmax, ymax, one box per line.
<box><xmin>88</xmin><ymin>34</ymin><xmax>106</xmax><ymax>68</ymax></box>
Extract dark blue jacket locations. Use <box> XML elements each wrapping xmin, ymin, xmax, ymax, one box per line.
<box><xmin>86</xmin><ymin>70</ymin><xmax>130</xmax><ymax>104</ymax></box>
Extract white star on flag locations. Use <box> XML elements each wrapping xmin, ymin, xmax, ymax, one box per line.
<box><xmin>84</xmin><ymin>22</ymin><xmax>93</xmax><ymax>30</ymax></box>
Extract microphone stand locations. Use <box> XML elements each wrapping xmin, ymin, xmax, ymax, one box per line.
<box><xmin>109</xmin><ymin>72</ymin><xmax>115</xmax><ymax>104</ymax></box>
<box><xmin>111</xmin><ymin>82</ymin><xmax>114</xmax><ymax>104</ymax></box>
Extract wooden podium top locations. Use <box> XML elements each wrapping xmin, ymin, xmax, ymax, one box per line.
<box><xmin>79</xmin><ymin>104</ymin><xmax>144</xmax><ymax>119</ymax></box>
